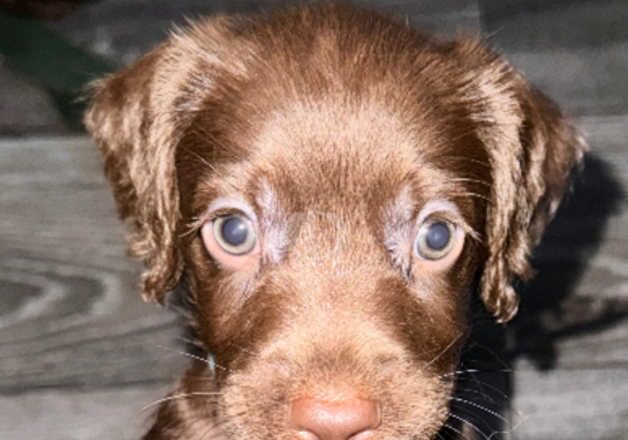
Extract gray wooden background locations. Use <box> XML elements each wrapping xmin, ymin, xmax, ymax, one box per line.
<box><xmin>1</xmin><ymin>1</ymin><xmax>627</xmax><ymax>439</ymax></box>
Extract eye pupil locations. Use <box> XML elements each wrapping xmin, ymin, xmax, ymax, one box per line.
<box><xmin>425</xmin><ymin>222</ymin><xmax>451</xmax><ymax>250</ymax></box>
<box><xmin>210</xmin><ymin>211</ymin><xmax>257</xmax><ymax>256</ymax></box>
<box><xmin>220</xmin><ymin>216</ymin><xmax>249</xmax><ymax>246</ymax></box>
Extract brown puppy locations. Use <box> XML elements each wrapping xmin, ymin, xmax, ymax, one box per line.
<box><xmin>84</xmin><ymin>4</ymin><xmax>585</xmax><ymax>440</ymax></box>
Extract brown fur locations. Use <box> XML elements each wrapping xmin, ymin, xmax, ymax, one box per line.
<box><xmin>84</xmin><ymin>4</ymin><xmax>585</xmax><ymax>439</ymax></box>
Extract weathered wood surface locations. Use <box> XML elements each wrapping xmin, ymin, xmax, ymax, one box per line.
<box><xmin>0</xmin><ymin>137</ymin><xmax>184</xmax><ymax>438</ymax></box>
<box><xmin>0</xmin><ymin>385</ymin><xmax>166</xmax><ymax>440</ymax></box>
<box><xmin>480</xmin><ymin>0</ymin><xmax>628</xmax><ymax>117</ymax></box>
<box><xmin>0</xmin><ymin>0</ymin><xmax>481</xmax><ymax>135</ymax></box>
<box><xmin>47</xmin><ymin>0</ymin><xmax>480</xmax><ymax>66</ymax></box>
<box><xmin>0</xmin><ymin>138</ymin><xmax>185</xmax><ymax>387</ymax></box>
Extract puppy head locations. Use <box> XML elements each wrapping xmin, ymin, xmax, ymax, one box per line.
<box><xmin>85</xmin><ymin>5</ymin><xmax>584</xmax><ymax>439</ymax></box>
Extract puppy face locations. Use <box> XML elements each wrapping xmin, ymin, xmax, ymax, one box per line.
<box><xmin>85</xmin><ymin>5</ymin><xmax>585</xmax><ymax>439</ymax></box>
<box><xmin>178</xmin><ymin>91</ymin><xmax>485</xmax><ymax>438</ymax></box>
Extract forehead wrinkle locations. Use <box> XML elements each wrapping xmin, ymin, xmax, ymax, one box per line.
<box><xmin>288</xmin><ymin>208</ymin><xmax>393</xmax><ymax>277</ymax></box>
<box><xmin>248</xmin><ymin>97</ymin><xmax>421</xmax><ymax>186</ymax></box>
<box><xmin>254</xmin><ymin>180</ymin><xmax>292</xmax><ymax>263</ymax></box>
<box><xmin>195</xmin><ymin>124</ymin><xmax>479</xmax><ymax>242</ymax></box>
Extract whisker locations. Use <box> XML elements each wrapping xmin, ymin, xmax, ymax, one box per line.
<box><xmin>450</xmin><ymin>397</ymin><xmax>509</xmax><ymax>424</ymax></box>
<box><xmin>442</xmin><ymin>421</ymin><xmax>466</xmax><ymax>439</ymax></box>
<box><xmin>453</xmin><ymin>386</ymin><xmax>508</xmax><ymax>406</ymax></box>
<box><xmin>426</xmin><ymin>331</ymin><xmax>464</xmax><ymax>367</ymax></box>
<box><xmin>174</xmin><ymin>334</ymin><xmax>206</xmax><ymax>352</ymax></box>
<box><xmin>176</xmin><ymin>334</ymin><xmax>201</xmax><ymax>345</ymax></box>
<box><xmin>441</xmin><ymin>368</ymin><xmax>512</xmax><ymax>379</ymax></box>
<box><xmin>463</xmin><ymin>341</ymin><xmax>511</xmax><ymax>371</ymax></box>
<box><xmin>440</xmin><ymin>368</ymin><xmax>482</xmax><ymax>379</ymax></box>
<box><xmin>177</xmin><ymin>349</ymin><xmax>214</xmax><ymax>365</ymax></box>
<box><xmin>448</xmin><ymin>413</ymin><xmax>490</xmax><ymax>440</ymax></box>
<box><xmin>464</xmin><ymin>376</ymin><xmax>512</xmax><ymax>403</ymax></box>
<box><xmin>142</xmin><ymin>391</ymin><xmax>224</xmax><ymax>411</ymax></box>
<box><xmin>154</xmin><ymin>343</ymin><xmax>228</xmax><ymax>371</ymax></box>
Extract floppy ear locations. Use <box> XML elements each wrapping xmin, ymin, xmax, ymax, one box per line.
<box><xmin>84</xmin><ymin>19</ymin><xmax>234</xmax><ymax>302</ymax></box>
<box><xmin>454</xmin><ymin>41</ymin><xmax>587</xmax><ymax>322</ymax></box>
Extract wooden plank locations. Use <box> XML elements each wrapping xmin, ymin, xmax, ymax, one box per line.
<box><xmin>0</xmin><ymin>385</ymin><xmax>166</xmax><ymax>440</ymax></box>
<box><xmin>511</xmin><ymin>368</ymin><xmax>628</xmax><ymax>440</ymax></box>
<box><xmin>479</xmin><ymin>0</ymin><xmax>628</xmax><ymax>51</ymax></box>
<box><xmin>479</xmin><ymin>0</ymin><xmax>628</xmax><ymax>116</ymax></box>
<box><xmin>361</xmin><ymin>0</ymin><xmax>480</xmax><ymax>33</ymax></box>
<box><xmin>48</xmin><ymin>0</ymin><xmax>480</xmax><ymax>66</ymax></box>
<box><xmin>0</xmin><ymin>138</ymin><xmax>186</xmax><ymax>391</ymax></box>
<box><xmin>0</xmin><ymin>0</ymin><xmax>480</xmax><ymax>136</ymax></box>
<box><xmin>502</xmin><ymin>44</ymin><xmax>628</xmax><ymax>117</ymax></box>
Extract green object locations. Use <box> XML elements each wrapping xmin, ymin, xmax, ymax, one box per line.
<box><xmin>0</xmin><ymin>10</ymin><xmax>115</xmax><ymax>130</ymax></box>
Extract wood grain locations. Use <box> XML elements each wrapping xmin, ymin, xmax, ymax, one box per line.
<box><xmin>480</xmin><ymin>0</ymin><xmax>628</xmax><ymax>117</ymax></box>
<box><xmin>0</xmin><ymin>138</ymin><xmax>187</xmax><ymax>393</ymax></box>
<box><xmin>0</xmin><ymin>385</ymin><xmax>167</xmax><ymax>440</ymax></box>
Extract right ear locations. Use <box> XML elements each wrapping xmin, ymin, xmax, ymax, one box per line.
<box><xmin>84</xmin><ymin>18</ymin><xmax>235</xmax><ymax>302</ymax></box>
<box><xmin>450</xmin><ymin>39</ymin><xmax>586</xmax><ymax>322</ymax></box>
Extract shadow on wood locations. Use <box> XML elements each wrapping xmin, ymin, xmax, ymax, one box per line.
<box><xmin>513</xmin><ymin>154</ymin><xmax>627</xmax><ymax>368</ymax></box>
<box><xmin>440</xmin><ymin>152</ymin><xmax>626</xmax><ymax>439</ymax></box>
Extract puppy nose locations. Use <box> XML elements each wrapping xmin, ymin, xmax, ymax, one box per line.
<box><xmin>290</xmin><ymin>397</ymin><xmax>381</xmax><ymax>440</ymax></box>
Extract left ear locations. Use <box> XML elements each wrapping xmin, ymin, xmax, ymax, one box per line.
<box><xmin>83</xmin><ymin>17</ymin><xmax>239</xmax><ymax>303</ymax></box>
<box><xmin>453</xmin><ymin>40</ymin><xmax>587</xmax><ymax>322</ymax></box>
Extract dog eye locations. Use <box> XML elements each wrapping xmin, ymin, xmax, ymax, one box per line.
<box><xmin>213</xmin><ymin>214</ymin><xmax>257</xmax><ymax>255</ymax></box>
<box><xmin>415</xmin><ymin>220</ymin><xmax>456</xmax><ymax>260</ymax></box>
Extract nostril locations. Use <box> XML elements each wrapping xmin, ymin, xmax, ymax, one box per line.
<box><xmin>290</xmin><ymin>397</ymin><xmax>381</xmax><ymax>440</ymax></box>
<box><xmin>295</xmin><ymin>430</ymin><xmax>320</xmax><ymax>440</ymax></box>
